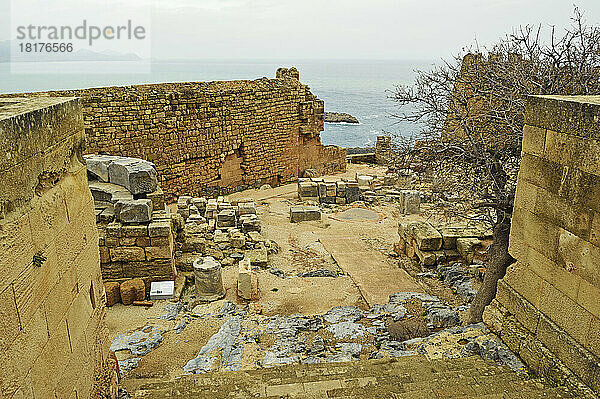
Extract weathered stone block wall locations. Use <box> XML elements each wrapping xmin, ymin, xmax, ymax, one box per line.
<box><xmin>98</xmin><ymin>216</ymin><xmax>175</xmax><ymax>291</ymax></box>
<box><xmin>484</xmin><ymin>95</ymin><xmax>600</xmax><ymax>395</ymax></box>
<box><xmin>0</xmin><ymin>98</ymin><xmax>115</xmax><ymax>398</ymax></box>
<box><xmin>2</xmin><ymin>69</ymin><xmax>346</xmax><ymax>200</ymax></box>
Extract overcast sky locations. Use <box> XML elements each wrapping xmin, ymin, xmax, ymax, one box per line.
<box><xmin>2</xmin><ymin>0</ymin><xmax>600</xmax><ymax>60</ymax></box>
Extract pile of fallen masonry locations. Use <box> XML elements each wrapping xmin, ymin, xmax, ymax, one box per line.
<box><xmin>85</xmin><ymin>154</ymin><xmax>176</xmax><ymax>306</ymax></box>
<box><xmin>294</xmin><ymin>171</ymin><xmax>421</xmax><ymax>221</ymax></box>
<box><xmin>173</xmin><ymin>195</ymin><xmax>279</xmax><ymax>300</ymax></box>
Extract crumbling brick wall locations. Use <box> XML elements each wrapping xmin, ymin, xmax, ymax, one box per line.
<box><xmin>0</xmin><ymin>98</ymin><xmax>116</xmax><ymax>398</ymax></box>
<box><xmin>484</xmin><ymin>95</ymin><xmax>600</xmax><ymax>395</ymax></box>
<box><xmin>2</xmin><ymin>69</ymin><xmax>346</xmax><ymax>200</ymax></box>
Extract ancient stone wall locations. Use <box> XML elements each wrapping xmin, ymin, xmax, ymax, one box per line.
<box><xmin>2</xmin><ymin>69</ymin><xmax>346</xmax><ymax>200</ymax></box>
<box><xmin>0</xmin><ymin>98</ymin><xmax>115</xmax><ymax>398</ymax></box>
<box><xmin>484</xmin><ymin>95</ymin><xmax>600</xmax><ymax>395</ymax></box>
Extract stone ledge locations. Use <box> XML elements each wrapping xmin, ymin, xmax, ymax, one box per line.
<box><xmin>525</xmin><ymin>95</ymin><xmax>600</xmax><ymax>139</ymax></box>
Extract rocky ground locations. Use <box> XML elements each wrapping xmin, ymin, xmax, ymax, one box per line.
<box><xmin>106</xmin><ymin>164</ymin><xmax>524</xmax><ymax>395</ymax></box>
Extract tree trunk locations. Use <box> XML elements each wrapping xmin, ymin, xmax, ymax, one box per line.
<box><xmin>467</xmin><ymin>213</ymin><xmax>515</xmax><ymax>324</ymax></box>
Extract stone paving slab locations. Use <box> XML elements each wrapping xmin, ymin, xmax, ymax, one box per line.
<box><xmin>318</xmin><ymin>236</ymin><xmax>423</xmax><ymax>306</ymax></box>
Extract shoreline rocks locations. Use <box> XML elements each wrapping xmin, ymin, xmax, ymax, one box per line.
<box><xmin>324</xmin><ymin>112</ymin><xmax>359</xmax><ymax>124</ymax></box>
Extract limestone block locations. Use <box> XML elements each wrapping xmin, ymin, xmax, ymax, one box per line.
<box><xmin>248</xmin><ymin>246</ymin><xmax>268</xmax><ymax>268</ymax></box>
<box><xmin>456</xmin><ymin>238</ymin><xmax>481</xmax><ymax>264</ymax></box>
<box><xmin>238</xmin><ymin>202</ymin><xmax>256</xmax><ymax>216</ymax></box>
<box><xmin>193</xmin><ymin>257</ymin><xmax>225</xmax><ymax>301</ymax></box>
<box><xmin>205</xmin><ymin>199</ymin><xmax>218</xmax><ymax>219</ymax></box>
<box><xmin>122</xmin><ymin>225</ymin><xmax>148</xmax><ymax>237</ymax></box>
<box><xmin>247</xmin><ymin>231</ymin><xmax>265</xmax><ymax>243</ymax></box>
<box><xmin>188</xmin><ymin>214</ymin><xmax>207</xmax><ymax>225</ymax></box>
<box><xmin>104</xmin><ymin>282</ymin><xmax>121</xmax><ymax>307</ymax></box>
<box><xmin>299</xmin><ymin>181</ymin><xmax>318</xmax><ymax>199</ymax></box>
<box><xmin>230</xmin><ymin>231</ymin><xmax>246</xmax><ymax>249</ymax></box>
<box><xmin>411</xmin><ymin>222</ymin><xmax>443</xmax><ymax>251</ymax></box>
<box><xmin>146</xmin><ymin>246</ymin><xmax>171</xmax><ymax>261</ymax></box>
<box><xmin>213</xmin><ymin>230</ymin><xmax>229</xmax><ymax>243</ymax></box>
<box><xmin>98</xmin><ymin>206</ymin><xmax>115</xmax><ymax>223</ymax></box>
<box><xmin>115</xmin><ymin>199</ymin><xmax>152</xmax><ymax>224</ymax></box>
<box><xmin>357</xmin><ymin>175</ymin><xmax>374</xmax><ymax>187</ymax></box>
<box><xmin>147</xmin><ymin>188</ymin><xmax>165</xmax><ymax>211</ymax></box>
<box><xmin>182</xmin><ymin>235</ymin><xmax>206</xmax><ymax>253</ymax></box>
<box><xmin>120</xmin><ymin>278</ymin><xmax>145</xmax><ymax>305</ymax></box>
<box><xmin>400</xmin><ymin>190</ymin><xmax>421</xmax><ymax>215</ymax></box>
<box><xmin>415</xmin><ymin>246</ymin><xmax>436</xmax><ymax>266</ymax></box>
<box><xmin>237</xmin><ymin>258</ymin><xmax>253</xmax><ymax>300</ymax></box>
<box><xmin>335</xmin><ymin>197</ymin><xmax>346</xmax><ymax>205</ymax></box>
<box><xmin>178</xmin><ymin>196</ymin><xmax>192</xmax><ymax>208</ymax></box>
<box><xmin>345</xmin><ymin>182</ymin><xmax>360</xmax><ymax>203</ymax></box>
<box><xmin>217</xmin><ymin>209</ymin><xmax>236</xmax><ymax>228</ymax></box>
<box><xmin>217</xmin><ymin>201</ymin><xmax>233</xmax><ymax>211</ymax></box>
<box><xmin>110</xmin><ymin>247</ymin><xmax>146</xmax><ymax>262</ymax></box>
<box><xmin>189</xmin><ymin>205</ymin><xmax>200</xmax><ymax>215</ymax></box>
<box><xmin>325</xmin><ymin>182</ymin><xmax>336</xmax><ymax>197</ymax></box>
<box><xmin>84</xmin><ymin>154</ymin><xmax>120</xmax><ymax>182</ymax></box>
<box><xmin>192</xmin><ymin>197</ymin><xmax>207</xmax><ymax>213</ymax></box>
<box><xmin>108</xmin><ymin>158</ymin><xmax>158</xmax><ymax>195</ymax></box>
<box><xmin>336</xmin><ymin>181</ymin><xmax>347</xmax><ymax>197</ymax></box>
<box><xmin>438</xmin><ymin>225</ymin><xmax>483</xmax><ymax>250</ymax></box>
<box><xmin>88</xmin><ymin>181</ymin><xmax>133</xmax><ymax>204</ymax></box>
<box><xmin>148</xmin><ymin>220</ymin><xmax>171</xmax><ymax>237</ymax></box>
<box><xmin>290</xmin><ymin>206</ymin><xmax>321</xmax><ymax>222</ymax></box>
<box><xmin>240</xmin><ymin>214</ymin><xmax>261</xmax><ymax>233</ymax></box>
<box><xmin>320</xmin><ymin>196</ymin><xmax>336</xmax><ymax>204</ymax></box>
<box><xmin>318</xmin><ymin>183</ymin><xmax>327</xmax><ymax>198</ymax></box>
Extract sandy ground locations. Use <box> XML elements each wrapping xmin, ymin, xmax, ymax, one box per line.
<box><xmin>107</xmin><ymin>164</ymin><xmax>469</xmax><ymax>389</ymax></box>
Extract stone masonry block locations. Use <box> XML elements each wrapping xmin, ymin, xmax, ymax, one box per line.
<box><xmin>104</xmin><ymin>282</ymin><xmax>120</xmax><ymax>307</ymax></box>
<box><xmin>148</xmin><ymin>220</ymin><xmax>171</xmax><ymax>237</ymax></box>
<box><xmin>147</xmin><ymin>188</ymin><xmax>165</xmax><ymax>211</ymax></box>
<box><xmin>400</xmin><ymin>190</ymin><xmax>421</xmax><ymax>215</ymax></box>
<box><xmin>109</xmin><ymin>247</ymin><xmax>145</xmax><ymax>262</ymax></box>
<box><xmin>83</xmin><ymin>154</ymin><xmax>113</xmax><ymax>182</ymax></box>
<box><xmin>108</xmin><ymin>158</ymin><xmax>158</xmax><ymax>195</ymax></box>
<box><xmin>411</xmin><ymin>222</ymin><xmax>442</xmax><ymax>251</ymax></box>
<box><xmin>522</xmin><ymin>125</ymin><xmax>547</xmax><ymax>158</ymax></box>
<box><xmin>538</xmin><ymin>281</ymin><xmax>593</xmax><ymax>347</ymax></box>
<box><xmin>120</xmin><ymin>278</ymin><xmax>145</xmax><ymax>305</ymax></box>
<box><xmin>290</xmin><ymin>206</ymin><xmax>321</xmax><ymax>223</ymax></box>
<box><xmin>115</xmin><ymin>199</ymin><xmax>152</xmax><ymax>224</ymax></box>
<box><xmin>237</xmin><ymin>258</ymin><xmax>253</xmax><ymax>300</ymax></box>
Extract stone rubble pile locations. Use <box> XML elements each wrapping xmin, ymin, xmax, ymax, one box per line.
<box><xmin>174</xmin><ymin>195</ymin><xmax>269</xmax><ymax>301</ymax></box>
<box><xmin>397</xmin><ymin>221</ymin><xmax>491</xmax><ymax>268</ymax></box>
<box><xmin>85</xmin><ymin>155</ymin><xmax>176</xmax><ymax>301</ymax></box>
<box><xmin>297</xmin><ymin>172</ymin><xmax>421</xmax><ymax>214</ymax></box>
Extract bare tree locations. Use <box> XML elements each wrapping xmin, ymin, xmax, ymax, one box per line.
<box><xmin>390</xmin><ymin>7</ymin><xmax>600</xmax><ymax>323</ymax></box>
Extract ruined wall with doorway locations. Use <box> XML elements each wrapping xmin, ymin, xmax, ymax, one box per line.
<box><xmin>484</xmin><ymin>95</ymin><xmax>600</xmax><ymax>395</ymax></box>
<box><xmin>2</xmin><ymin>68</ymin><xmax>346</xmax><ymax>200</ymax></box>
<box><xmin>0</xmin><ymin>98</ymin><xmax>116</xmax><ymax>398</ymax></box>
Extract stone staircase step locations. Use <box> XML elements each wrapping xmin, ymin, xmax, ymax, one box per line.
<box><xmin>131</xmin><ymin>356</ymin><xmax>577</xmax><ymax>398</ymax></box>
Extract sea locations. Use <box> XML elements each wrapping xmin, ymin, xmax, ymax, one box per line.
<box><xmin>0</xmin><ymin>59</ymin><xmax>433</xmax><ymax>148</ymax></box>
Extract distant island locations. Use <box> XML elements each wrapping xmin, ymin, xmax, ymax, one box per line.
<box><xmin>324</xmin><ymin>112</ymin><xmax>359</xmax><ymax>124</ymax></box>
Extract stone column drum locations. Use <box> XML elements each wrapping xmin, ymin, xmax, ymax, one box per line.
<box><xmin>193</xmin><ymin>256</ymin><xmax>226</xmax><ymax>301</ymax></box>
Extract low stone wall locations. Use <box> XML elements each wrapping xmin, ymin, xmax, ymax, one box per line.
<box><xmin>484</xmin><ymin>95</ymin><xmax>600</xmax><ymax>395</ymax></box>
<box><xmin>2</xmin><ymin>68</ymin><xmax>346</xmax><ymax>200</ymax></box>
<box><xmin>0</xmin><ymin>98</ymin><xmax>115</xmax><ymax>398</ymax></box>
<box><xmin>98</xmin><ymin>216</ymin><xmax>175</xmax><ymax>293</ymax></box>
